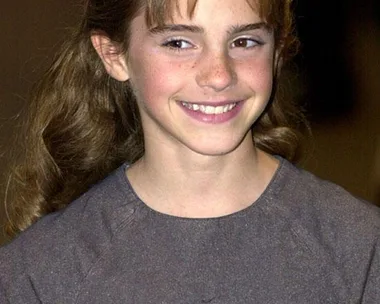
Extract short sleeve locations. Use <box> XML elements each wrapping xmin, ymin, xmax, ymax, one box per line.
<box><xmin>361</xmin><ymin>236</ymin><xmax>380</xmax><ymax>303</ymax></box>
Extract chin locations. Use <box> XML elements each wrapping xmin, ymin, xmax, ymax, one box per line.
<box><xmin>185</xmin><ymin>136</ymin><xmax>249</xmax><ymax>157</ymax></box>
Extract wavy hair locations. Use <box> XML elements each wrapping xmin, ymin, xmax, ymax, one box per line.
<box><xmin>5</xmin><ymin>0</ymin><xmax>306</xmax><ymax>236</ymax></box>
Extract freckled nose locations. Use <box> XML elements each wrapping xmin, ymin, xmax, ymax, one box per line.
<box><xmin>195</xmin><ymin>52</ymin><xmax>236</xmax><ymax>92</ymax></box>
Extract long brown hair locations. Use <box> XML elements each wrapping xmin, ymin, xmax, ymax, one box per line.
<box><xmin>5</xmin><ymin>0</ymin><xmax>306</xmax><ymax>236</ymax></box>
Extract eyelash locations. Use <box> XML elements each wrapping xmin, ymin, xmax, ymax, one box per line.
<box><xmin>161</xmin><ymin>36</ymin><xmax>263</xmax><ymax>52</ymax></box>
<box><xmin>162</xmin><ymin>38</ymin><xmax>194</xmax><ymax>51</ymax></box>
<box><xmin>231</xmin><ymin>37</ymin><xmax>262</xmax><ymax>48</ymax></box>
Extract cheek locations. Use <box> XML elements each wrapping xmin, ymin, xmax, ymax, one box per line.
<box><xmin>239</xmin><ymin>56</ymin><xmax>274</xmax><ymax>92</ymax></box>
<box><xmin>129</xmin><ymin>53</ymin><xmax>187</xmax><ymax>107</ymax></box>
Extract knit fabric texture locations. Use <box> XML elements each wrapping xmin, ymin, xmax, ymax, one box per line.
<box><xmin>1</xmin><ymin>158</ymin><xmax>379</xmax><ymax>303</ymax></box>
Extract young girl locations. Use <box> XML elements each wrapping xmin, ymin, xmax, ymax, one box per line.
<box><xmin>1</xmin><ymin>0</ymin><xmax>379</xmax><ymax>302</ymax></box>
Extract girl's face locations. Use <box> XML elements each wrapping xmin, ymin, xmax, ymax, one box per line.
<box><xmin>125</xmin><ymin>0</ymin><xmax>276</xmax><ymax>157</ymax></box>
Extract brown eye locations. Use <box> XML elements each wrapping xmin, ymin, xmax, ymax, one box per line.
<box><xmin>232</xmin><ymin>38</ymin><xmax>259</xmax><ymax>48</ymax></box>
<box><xmin>163</xmin><ymin>39</ymin><xmax>193</xmax><ymax>49</ymax></box>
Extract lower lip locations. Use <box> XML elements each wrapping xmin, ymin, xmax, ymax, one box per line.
<box><xmin>179</xmin><ymin>101</ymin><xmax>245</xmax><ymax>124</ymax></box>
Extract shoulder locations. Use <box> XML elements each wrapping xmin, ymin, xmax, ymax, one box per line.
<box><xmin>270</xmin><ymin>158</ymin><xmax>380</xmax><ymax>256</ymax></box>
<box><xmin>276</xmin><ymin>159</ymin><xmax>379</xmax><ymax>230</ymax></box>
<box><xmin>262</xmin><ymin>159</ymin><xmax>380</xmax><ymax>299</ymax></box>
<box><xmin>0</xmin><ymin>163</ymin><xmax>137</xmax><ymax>301</ymax></box>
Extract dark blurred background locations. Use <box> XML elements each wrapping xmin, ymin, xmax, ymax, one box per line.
<box><xmin>0</xmin><ymin>1</ymin><xmax>379</xmax><ymax>245</ymax></box>
<box><xmin>293</xmin><ymin>0</ymin><xmax>380</xmax><ymax>205</ymax></box>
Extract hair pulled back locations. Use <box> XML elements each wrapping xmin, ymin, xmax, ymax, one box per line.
<box><xmin>5</xmin><ymin>0</ymin><xmax>305</xmax><ymax>236</ymax></box>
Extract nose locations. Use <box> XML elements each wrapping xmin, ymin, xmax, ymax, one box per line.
<box><xmin>195</xmin><ymin>50</ymin><xmax>236</xmax><ymax>92</ymax></box>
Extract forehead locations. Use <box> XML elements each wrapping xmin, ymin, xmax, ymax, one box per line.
<box><xmin>145</xmin><ymin>0</ymin><xmax>264</xmax><ymax>27</ymax></box>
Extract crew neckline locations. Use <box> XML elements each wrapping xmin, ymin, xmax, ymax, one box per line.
<box><xmin>118</xmin><ymin>156</ymin><xmax>286</xmax><ymax>222</ymax></box>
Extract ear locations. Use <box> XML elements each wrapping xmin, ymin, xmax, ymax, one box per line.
<box><xmin>91</xmin><ymin>34</ymin><xmax>129</xmax><ymax>81</ymax></box>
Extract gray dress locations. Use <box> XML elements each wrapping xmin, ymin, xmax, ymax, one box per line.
<box><xmin>0</xmin><ymin>158</ymin><xmax>379</xmax><ymax>303</ymax></box>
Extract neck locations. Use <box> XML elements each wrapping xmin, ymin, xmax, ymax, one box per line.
<box><xmin>127</xmin><ymin>137</ymin><xmax>278</xmax><ymax>218</ymax></box>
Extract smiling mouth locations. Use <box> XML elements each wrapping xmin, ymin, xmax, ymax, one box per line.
<box><xmin>180</xmin><ymin>101</ymin><xmax>238</xmax><ymax>114</ymax></box>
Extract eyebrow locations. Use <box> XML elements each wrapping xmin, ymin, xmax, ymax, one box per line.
<box><xmin>227</xmin><ymin>23</ymin><xmax>270</xmax><ymax>35</ymax></box>
<box><xmin>149</xmin><ymin>22</ymin><xmax>269</xmax><ymax>35</ymax></box>
<box><xmin>149</xmin><ymin>24</ymin><xmax>204</xmax><ymax>34</ymax></box>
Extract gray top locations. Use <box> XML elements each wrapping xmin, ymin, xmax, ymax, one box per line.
<box><xmin>0</xmin><ymin>158</ymin><xmax>379</xmax><ymax>303</ymax></box>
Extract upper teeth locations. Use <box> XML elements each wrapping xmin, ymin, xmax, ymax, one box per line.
<box><xmin>181</xmin><ymin>102</ymin><xmax>237</xmax><ymax>114</ymax></box>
